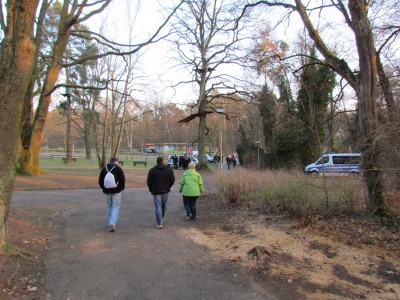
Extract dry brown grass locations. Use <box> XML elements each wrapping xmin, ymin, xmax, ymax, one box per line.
<box><xmin>203</xmin><ymin>168</ymin><xmax>398</xmax><ymax>226</ymax></box>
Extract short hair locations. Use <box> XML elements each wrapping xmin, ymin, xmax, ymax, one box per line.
<box><xmin>110</xmin><ymin>157</ymin><xmax>118</xmax><ymax>163</ymax></box>
<box><xmin>188</xmin><ymin>162</ymin><xmax>196</xmax><ymax>169</ymax></box>
<box><xmin>157</xmin><ymin>156</ymin><xmax>164</xmax><ymax>164</ymax></box>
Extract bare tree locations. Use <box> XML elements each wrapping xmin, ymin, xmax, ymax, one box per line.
<box><xmin>169</xmin><ymin>0</ymin><xmax>253</xmax><ymax>169</ymax></box>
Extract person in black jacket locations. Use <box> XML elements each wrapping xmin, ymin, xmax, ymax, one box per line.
<box><xmin>172</xmin><ymin>154</ymin><xmax>179</xmax><ymax>169</ymax></box>
<box><xmin>147</xmin><ymin>156</ymin><xmax>175</xmax><ymax>229</ymax></box>
<box><xmin>98</xmin><ymin>157</ymin><xmax>125</xmax><ymax>232</ymax></box>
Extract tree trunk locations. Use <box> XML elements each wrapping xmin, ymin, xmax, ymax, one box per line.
<box><xmin>198</xmin><ymin>114</ymin><xmax>208</xmax><ymax>169</ymax></box>
<box><xmin>18</xmin><ymin>1</ymin><xmax>50</xmax><ymax>175</ymax></box>
<box><xmin>196</xmin><ymin>61</ymin><xmax>209</xmax><ymax>170</ymax></box>
<box><xmin>0</xmin><ymin>0</ymin><xmax>40</xmax><ymax>252</ymax></box>
<box><xmin>348</xmin><ymin>0</ymin><xmax>386</xmax><ymax>215</ymax></box>
<box><xmin>29</xmin><ymin>21</ymin><xmax>71</xmax><ymax>171</ymax></box>
<box><xmin>18</xmin><ymin>79</ymin><xmax>35</xmax><ymax>175</ymax></box>
<box><xmin>66</xmin><ymin>94</ymin><xmax>74</xmax><ymax>163</ymax></box>
<box><xmin>84</xmin><ymin>117</ymin><xmax>94</xmax><ymax>159</ymax></box>
<box><xmin>31</xmin><ymin>92</ymin><xmax>55</xmax><ymax>173</ymax></box>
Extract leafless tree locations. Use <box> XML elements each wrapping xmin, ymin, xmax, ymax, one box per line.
<box><xmin>167</xmin><ymin>0</ymin><xmax>255</xmax><ymax>169</ymax></box>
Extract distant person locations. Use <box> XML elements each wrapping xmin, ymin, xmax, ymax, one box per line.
<box><xmin>147</xmin><ymin>156</ymin><xmax>175</xmax><ymax>229</ymax></box>
<box><xmin>226</xmin><ymin>155</ymin><xmax>232</xmax><ymax>170</ymax></box>
<box><xmin>98</xmin><ymin>157</ymin><xmax>125</xmax><ymax>233</ymax></box>
<box><xmin>173</xmin><ymin>154</ymin><xmax>179</xmax><ymax>169</ymax></box>
<box><xmin>231</xmin><ymin>155</ymin><xmax>236</xmax><ymax>167</ymax></box>
<box><xmin>183</xmin><ymin>155</ymin><xmax>190</xmax><ymax>170</ymax></box>
<box><xmin>179</xmin><ymin>162</ymin><xmax>204</xmax><ymax>221</ymax></box>
<box><xmin>179</xmin><ymin>155</ymin><xmax>184</xmax><ymax>169</ymax></box>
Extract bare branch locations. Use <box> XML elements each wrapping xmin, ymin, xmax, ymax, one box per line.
<box><xmin>63</xmin><ymin>1</ymin><xmax>184</xmax><ymax>67</ymax></box>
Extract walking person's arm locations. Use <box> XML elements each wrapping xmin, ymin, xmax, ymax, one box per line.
<box><xmin>118</xmin><ymin>167</ymin><xmax>126</xmax><ymax>191</ymax></box>
<box><xmin>147</xmin><ymin>170</ymin><xmax>153</xmax><ymax>194</ymax></box>
<box><xmin>99</xmin><ymin>168</ymin><xmax>106</xmax><ymax>189</ymax></box>
<box><xmin>198</xmin><ymin>174</ymin><xmax>204</xmax><ymax>194</ymax></box>
<box><xmin>179</xmin><ymin>174</ymin><xmax>185</xmax><ymax>193</ymax></box>
<box><xmin>169</xmin><ymin>169</ymin><xmax>175</xmax><ymax>187</ymax></box>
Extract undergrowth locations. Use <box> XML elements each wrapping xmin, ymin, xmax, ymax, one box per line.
<box><xmin>203</xmin><ymin>169</ymin><xmax>363</xmax><ymax>226</ymax></box>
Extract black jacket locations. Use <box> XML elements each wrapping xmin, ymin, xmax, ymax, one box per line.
<box><xmin>98</xmin><ymin>163</ymin><xmax>125</xmax><ymax>194</ymax></box>
<box><xmin>147</xmin><ymin>163</ymin><xmax>175</xmax><ymax>195</ymax></box>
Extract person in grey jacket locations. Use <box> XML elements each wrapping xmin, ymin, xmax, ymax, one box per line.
<box><xmin>147</xmin><ymin>156</ymin><xmax>175</xmax><ymax>229</ymax></box>
<box><xmin>98</xmin><ymin>157</ymin><xmax>125</xmax><ymax>232</ymax></box>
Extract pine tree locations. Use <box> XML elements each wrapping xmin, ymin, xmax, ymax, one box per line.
<box><xmin>259</xmin><ymin>84</ymin><xmax>277</xmax><ymax>152</ymax></box>
<box><xmin>297</xmin><ymin>49</ymin><xmax>335</xmax><ymax>165</ymax></box>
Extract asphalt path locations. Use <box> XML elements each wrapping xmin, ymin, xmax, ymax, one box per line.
<box><xmin>12</xmin><ymin>188</ymin><xmax>279</xmax><ymax>300</ymax></box>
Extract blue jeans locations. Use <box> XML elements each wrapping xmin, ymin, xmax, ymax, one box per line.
<box><xmin>105</xmin><ymin>192</ymin><xmax>122</xmax><ymax>226</ymax></box>
<box><xmin>153</xmin><ymin>193</ymin><xmax>169</xmax><ymax>225</ymax></box>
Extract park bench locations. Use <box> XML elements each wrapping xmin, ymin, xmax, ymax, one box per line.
<box><xmin>133</xmin><ymin>160</ymin><xmax>147</xmax><ymax>167</ymax></box>
<box><xmin>62</xmin><ymin>157</ymin><xmax>77</xmax><ymax>163</ymax></box>
<box><xmin>133</xmin><ymin>158</ymin><xmax>147</xmax><ymax>167</ymax></box>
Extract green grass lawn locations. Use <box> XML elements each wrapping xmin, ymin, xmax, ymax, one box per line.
<box><xmin>39</xmin><ymin>157</ymin><xmax>157</xmax><ymax>175</ymax></box>
<box><xmin>38</xmin><ymin>156</ymin><xmax>218</xmax><ymax>175</ymax></box>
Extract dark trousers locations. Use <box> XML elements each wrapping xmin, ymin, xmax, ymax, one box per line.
<box><xmin>183</xmin><ymin>195</ymin><xmax>198</xmax><ymax>220</ymax></box>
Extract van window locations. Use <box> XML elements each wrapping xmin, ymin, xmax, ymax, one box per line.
<box><xmin>316</xmin><ymin>156</ymin><xmax>329</xmax><ymax>165</ymax></box>
<box><xmin>351</xmin><ymin>156</ymin><xmax>360</xmax><ymax>164</ymax></box>
<box><xmin>333</xmin><ymin>156</ymin><xmax>344</xmax><ymax>164</ymax></box>
<box><xmin>332</xmin><ymin>155</ymin><xmax>360</xmax><ymax>165</ymax></box>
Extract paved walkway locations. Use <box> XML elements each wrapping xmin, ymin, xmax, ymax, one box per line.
<box><xmin>12</xmin><ymin>188</ymin><xmax>278</xmax><ymax>300</ymax></box>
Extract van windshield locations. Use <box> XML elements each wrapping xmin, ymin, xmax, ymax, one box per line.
<box><xmin>316</xmin><ymin>157</ymin><xmax>329</xmax><ymax>165</ymax></box>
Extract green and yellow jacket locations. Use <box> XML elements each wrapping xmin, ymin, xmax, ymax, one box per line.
<box><xmin>179</xmin><ymin>169</ymin><xmax>204</xmax><ymax>196</ymax></box>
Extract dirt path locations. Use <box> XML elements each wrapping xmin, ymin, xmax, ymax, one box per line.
<box><xmin>7</xmin><ymin>188</ymin><xmax>293</xmax><ymax>299</ymax></box>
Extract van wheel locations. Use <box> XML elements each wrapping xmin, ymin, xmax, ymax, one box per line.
<box><xmin>311</xmin><ymin>171</ymin><xmax>318</xmax><ymax>178</ymax></box>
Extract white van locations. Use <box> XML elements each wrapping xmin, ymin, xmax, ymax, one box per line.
<box><xmin>304</xmin><ymin>153</ymin><xmax>361</xmax><ymax>178</ymax></box>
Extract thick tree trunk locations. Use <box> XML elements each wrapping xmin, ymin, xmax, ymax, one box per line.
<box><xmin>349</xmin><ymin>0</ymin><xmax>387</xmax><ymax>215</ymax></box>
<box><xmin>31</xmin><ymin>93</ymin><xmax>54</xmax><ymax>174</ymax></box>
<box><xmin>18</xmin><ymin>79</ymin><xmax>35</xmax><ymax>175</ymax></box>
<box><xmin>18</xmin><ymin>1</ymin><xmax>49</xmax><ymax>175</ymax></box>
<box><xmin>30</xmin><ymin>27</ymin><xmax>69</xmax><ymax>172</ymax></box>
<box><xmin>0</xmin><ymin>0</ymin><xmax>39</xmax><ymax>252</ymax></box>
<box><xmin>18</xmin><ymin>149</ymin><xmax>34</xmax><ymax>176</ymax></box>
